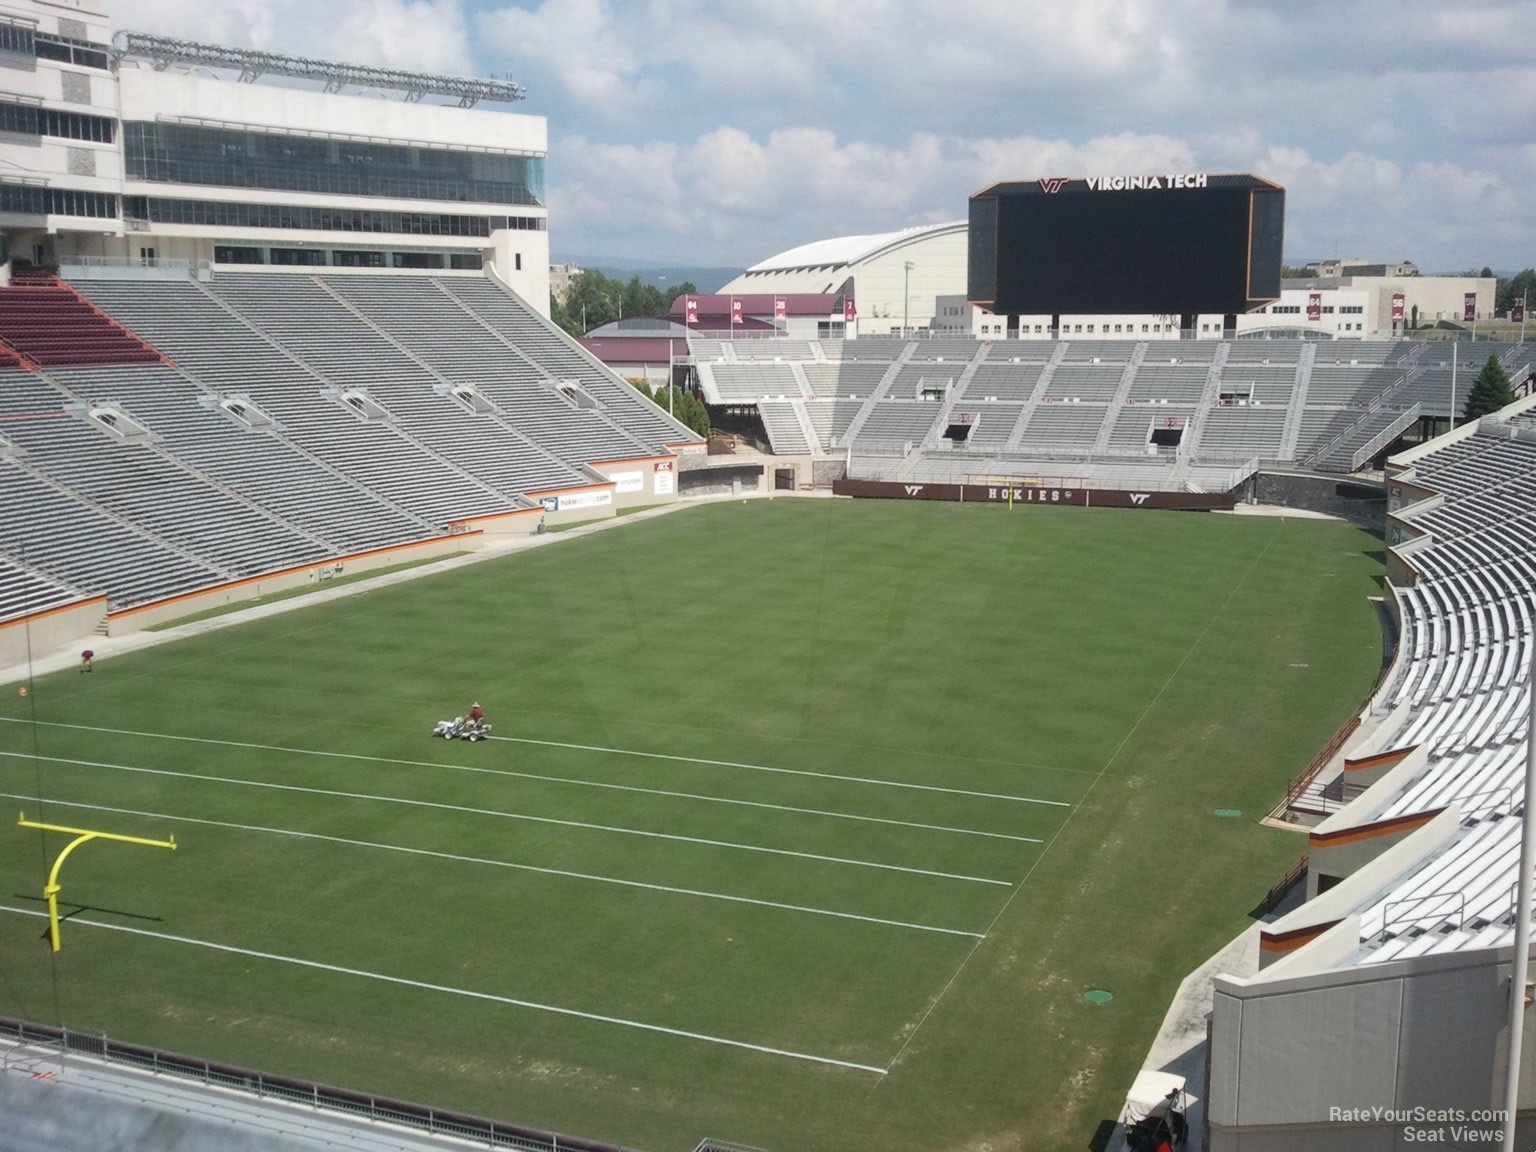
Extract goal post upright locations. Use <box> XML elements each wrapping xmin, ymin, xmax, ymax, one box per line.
<box><xmin>18</xmin><ymin>813</ymin><xmax>176</xmax><ymax>952</ymax></box>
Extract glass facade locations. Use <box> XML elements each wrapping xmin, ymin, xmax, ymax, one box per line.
<box><xmin>125</xmin><ymin>196</ymin><xmax>543</xmax><ymax>237</ymax></box>
<box><xmin>0</xmin><ymin>184</ymin><xmax>117</xmax><ymax>218</ymax></box>
<box><xmin>212</xmin><ymin>245</ymin><xmax>483</xmax><ymax>270</ymax></box>
<box><xmin>34</xmin><ymin>33</ymin><xmax>110</xmax><ymax>70</ymax></box>
<box><xmin>0</xmin><ymin>22</ymin><xmax>34</xmax><ymax>58</ymax></box>
<box><xmin>0</xmin><ymin>100</ymin><xmax>116</xmax><ymax>143</ymax></box>
<box><xmin>124</xmin><ymin>122</ymin><xmax>546</xmax><ymax>208</ymax></box>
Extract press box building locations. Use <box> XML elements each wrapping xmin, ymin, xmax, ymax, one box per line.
<box><xmin>0</xmin><ymin>0</ymin><xmax>550</xmax><ymax>308</ymax></box>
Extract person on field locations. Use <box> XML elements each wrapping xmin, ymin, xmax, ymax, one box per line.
<box><xmin>468</xmin><ymin>702</ymin><xmax>484</xmax><ymax>726</ymax></box>
<box><xmin>80</xmin><ymin>649</ymin><xmax>94</xmax><ymax>674</ymax></box>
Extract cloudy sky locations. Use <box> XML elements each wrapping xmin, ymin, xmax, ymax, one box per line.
<box><xmin>112</xmin><ymin>0</ymin><xmax>1534</xmax><ymax>271</ymax></box>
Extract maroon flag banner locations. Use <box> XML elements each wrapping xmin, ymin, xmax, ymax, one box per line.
<box><xmin>1307</xmin><ymin>293</ymin><xmax>1321</xmax><ymax>322</ymax></box>
<box><xmin>773</xmin><ymin>296</ymin><xmax>787</xmax><ymax>322</ymax></box>
<box><xmin>684</xmin><ymin>295</ymin><xmax>699</xmax><ymax>325</ymax></box>
<box><xmin>843</xmin><ymin>297</ymin><xmax>857</xmax><ymax>321</ymax></box>
<box><xmin>1391</xmin><ymin>293</ymin><xmax>1405</xmax><ymax>323</ymax></box>
<box><xmin>731</xmin><ymin>298</ymin><xmax>744</xmax><ymax>325</ymax></box>
<box><xmin>1511</xmin><ymin>295</ymin><xmax>1525</xmax><ymax>324</ymax></box>
<box><xmin>1464</xmin><ymin>292</ymin><xmax>1477</xmax><ymax>323</ymax></box>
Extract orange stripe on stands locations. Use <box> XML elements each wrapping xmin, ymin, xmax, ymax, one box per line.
<box><xmin>525</xmin><ymin>482</ymin><xmax>615</xmax><ymax>497</ymax></box>
<box><xmin>1344</xmin><ymin>746</ymin><xmax>1417</xmax><ymax>772</ymax></box>
<box><xmin>589</xmin><ymin>455</ymin><xmax>675</xmax><ymax>467</ymax></box>
<box><xmin>448</xmin><ymin>507</ymin><xmax>541</xmax><ymax>527</ymax></box>
<box><xmin>1310</xmin><ymin>808</ymin><xmax>1444</xmax><ymax>849</ymax></box>
<box><xmin>1260</xmin><ymin>921</ymin><xmax>1342</xmax><ymax>954</ymax></box>
<box><xmin>0</xmin><ymin>596</ymin><xmax>108</xmax><ymax>632</ymax></box>
<box><xmin>108</xmin><ymin>532</ymin><xmax>481</xmax><ymax>620</ymax></box>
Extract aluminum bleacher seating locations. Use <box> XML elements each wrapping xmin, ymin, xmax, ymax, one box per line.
<box><xmin>803</xmin><ymin>362</ymin><xmax>888</xmax><ymax>397</ymax></box>
<box><xmin>0</xmin><ymin>552</ymin><xmax>85</xmax><ymax>625</ymax></box>
<box><xmin>0</xmin><ymin>371</ymin><xmax>327</xmax><ymax>578</ymax></box>
<box><xmin>853</xmin><ymin>401</ymin><xmax>944</xmax><ymax>445</ymax></box>
<box><xmin>1194</xmin><ymin>405</ymin><xmax>1287</xmax><ymax>457</ymax></box>
<box><xmin>710</xmin><ymin>363</ymin><xmax>801</xmax><ymax>402</ymax></box>
<box><xmin>756</xmin><ymin>400</ymin><xmax>811</xmax><ymax>455</ymax></box>
<box><xmin>803</xmin><ymin>399</ymin><xmax>865</xmax><ymax>446</ymax></box>
<box><xmin>443</xmin><ymin>276</ymin><xmax>697</xmax><ymax>450</ymax></box>
<box><xmin>48</xmin><ymin>364</ymin><xmax>432</xmax><ymax>556</ymax></box>
<box><xmin>962</xmin><ymin>362</ymin><xmax>1044</xmax><ymax>401</ymax></box>
<box><xmin>1044</xmin><ymin>363</ymin><xmax>1123</xmax><ymax>402</ymax></box>
<box><xmin>317</xmin><ymin>274</ymin><xmax>656</xmax><ymax>469</ymax></box>
<box><xmin>950</xmin><ymin>404</ymin><xmax>1023</xmax><ymax>449</ymax></box>
<box><xmin>73</xmin><ymin>279</ymin><xmax>517</xmax><ymax>526</ymax></box>
<box><xmin>1018</xmin><ymin>403</ymin><xmax>1108</xmax><ymax>448</ymax></box>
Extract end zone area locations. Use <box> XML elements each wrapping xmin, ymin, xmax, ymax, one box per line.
<box><xmin>0</xmin><ymin>499</ymin><xmax>1385</xmax><ymax>1151</ymax></box>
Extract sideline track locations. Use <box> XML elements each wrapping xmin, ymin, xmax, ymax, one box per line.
<box><xmin>0</xmin><ymin>751</ymin><xmax>1013</xmax><ymax>886</ymax></box>
<box><xmin>0</xmin><ymin>791</ymin><xmax>985</xmax><ymax>938</ymax></box>
<box><xmin>0</xmin><ymin>905</ymin><xmax>889</xmax><ymax>1076</ymax></box>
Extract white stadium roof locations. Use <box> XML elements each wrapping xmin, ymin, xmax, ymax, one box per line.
<box><xmin>747</xmin><ymin>221</ymin><xmax>965</xmax><ymax>273</ymax></box>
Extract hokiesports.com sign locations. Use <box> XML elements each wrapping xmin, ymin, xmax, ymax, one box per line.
<box><xmin>833</xmin><ymin>479</ymin><xmax>1235</xmax><ymax>511</ymax></box>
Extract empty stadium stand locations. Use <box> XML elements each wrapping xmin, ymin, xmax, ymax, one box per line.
<box><xmin>0</xmin><ymin>275</ymin><xmax>163</xmax><ymax>368</ymax></box>
<box><xmin>691</xmin><ymin>334</ymin><xmax>1535</xmax><ymax>484</ymax></box>
<box><xmin>0</xmin><ymin>269</ymin><xmax>698</xmax><ymax>621</ymax></box>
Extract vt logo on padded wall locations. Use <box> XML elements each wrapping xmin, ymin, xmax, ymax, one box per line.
<box><xmin>904</xmin><ymin>485</ymin><xmax>924</xmax><ymax>496</ymax></box>
<box><xmin>1129</xmin><ymin>493</ymin><xmax>1150</xmax><ymax>505</ymax></box>
<box><xmin>1037</xmin><ymin>178</ymin><xmax>1069</xmax><ymax>194</ymax></box>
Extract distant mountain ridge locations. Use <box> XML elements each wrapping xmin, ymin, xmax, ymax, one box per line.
<box><xmin>552</xmin><ymin>257</ymin><xmax>743</xmax><ymax>295</ymax></box>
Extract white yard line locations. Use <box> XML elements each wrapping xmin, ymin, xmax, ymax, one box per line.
<box><xmin>0</xmin><ymin>751</ymin><xmax>1012</xmax><ymax>887</ymax></box>
<box><xmin>0</xmin><ymin>904</ymin><xmax>888</xmax><ymax>1076</ymax></box>
<box><xmin>0</xmin><ymin>718</ymin><xmax>1045</xmax><ymax>842</ymax></box>
<box><xmin>0</xmin><ymin>791</ymin><xmax>984</xmax><ymax>939</ymax></box>
<box><xmin>489</xmin><ymin>734</ymin><xmax>1072</xmax><ymax>806</ymax></box>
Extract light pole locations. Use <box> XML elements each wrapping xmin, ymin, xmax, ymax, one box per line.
<box><xmin>903</xmin><ymin>260</ymin><xmax>914</xmax><ymax>337</ymax></box>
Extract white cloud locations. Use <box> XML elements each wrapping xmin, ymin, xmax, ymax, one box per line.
<box><xmin>111</xmin><ymin>0</ymin><xmax>474</xmax><ymax>74</ymax></box>
<box><xmin>100</xmin><ymin>0</ymin><xmax>1536</xmax><ymax>268</ymax></box>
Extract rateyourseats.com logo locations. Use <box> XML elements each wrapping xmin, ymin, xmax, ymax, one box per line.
<box><xmin>1328</xmin><ymin>1106</ymin><xmax>1507</xmax><ymax>1144</ymax></box>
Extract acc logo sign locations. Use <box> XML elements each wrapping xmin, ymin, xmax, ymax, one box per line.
<box><xmin>904</xmin><ymin>485</ymin><xmax>924</xmax><ymax>496</ymax></box>
<box><xmin>1037</xmin><ymin>178</ymin><xmax>1069</xmax><ymax>194</ymax></box>
<box><xmin>1128</xmin><ymin>493</ymin><xmax>1150</xmax><ymax>505</ymax></box>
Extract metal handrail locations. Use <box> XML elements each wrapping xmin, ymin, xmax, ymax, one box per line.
<box><xmin>0</xmin><ymin>1016</ymin><xmax>631</xmax><ymax>1152</ymax></box>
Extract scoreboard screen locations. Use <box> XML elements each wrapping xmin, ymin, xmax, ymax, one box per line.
<box><xmin>968</xmin><ymin>173</ymin><xmax>1284</xmax><ymax>316</ymax></box>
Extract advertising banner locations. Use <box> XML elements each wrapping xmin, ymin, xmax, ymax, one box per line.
<box><xmin>538</xmin><ymin>489</ymin><xmax>614</xmax><ymax>513</ymax></box>
<box><xmin>611</xmin><ymin>470</ymin><xmax>644</xmax><ymax>494</ymax></box>
<box><xmin>831</xmin><ymin>479</ymin><xmax>1235</xmax><ymax>511</ymax></box>
<box><xmin>654</xmin><ymin>460</ymin><xmax>675</xmax><ymax>495</ymax></box>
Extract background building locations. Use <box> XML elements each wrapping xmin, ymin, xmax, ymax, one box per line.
<box><xmin>0</xmin><ymin>0</ymin><xmax>550</xmax><ymax>308</ymax></box>
<box><xmin>718</xmin><ymin>221</ymin><xmax>967</xmax><ymax>337</ymax></box>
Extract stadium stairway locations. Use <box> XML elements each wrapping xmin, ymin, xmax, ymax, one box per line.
<box><xmin>918</xmin><ymin>343</ymin><xmax>991</xmax><ymax>450</ymax></box>
<box><xmin>0</xmin><ymin>276</ymin><xmax>166</xmax><ymax>368</ymax></box>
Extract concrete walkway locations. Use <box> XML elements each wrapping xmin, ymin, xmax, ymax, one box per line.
<box><xmin>1107</xmin><ymin>883</ymin><xmax>1305</xmax><ymax>1151</ymax></box>
<box><xmin>0</xmin><ymin>1037</ymin><xmax>517</xmax><ymax>1152</ymax></box>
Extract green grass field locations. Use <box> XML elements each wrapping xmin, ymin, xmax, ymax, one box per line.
<box><xmin>0</xmin><ymin>498</ymin><xmax>1385</xmax><ymax>1152</ymax></box>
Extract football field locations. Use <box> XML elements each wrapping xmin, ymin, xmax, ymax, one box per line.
<box><xmin>0</xmin><ymin>498</ymin><xmax>1385</xmax><ymax>1151</ymax></box>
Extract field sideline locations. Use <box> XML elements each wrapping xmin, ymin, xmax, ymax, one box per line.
<box><xmin>0</xmin><ymin>498</ymin><xmax>1385</xmax><ymax>1152</ymax></box>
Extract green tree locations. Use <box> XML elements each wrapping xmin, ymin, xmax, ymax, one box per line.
<box><xmin>1496</xmin><ymin>268</ymin><xmax>1534</xmax><ymax>315</ymax></box>
<box><xmin>1463</xmin><ymin>354</ymin><xmax>1516</xmax><ymax>422</ymax></box>
<box><xmin>632</xmin><ymin>380</ymin><xmax>710</xmax><ymax>438</ymax></box>
<box><xmin>549</xmin><ymin>271</ymin><xmax>703</xmax><ymax>336</ymax></box>
<box><xmin>1281</xmin><ymin>264</ymin><xmax>1319</xmax><ymax>279</ymax></box>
